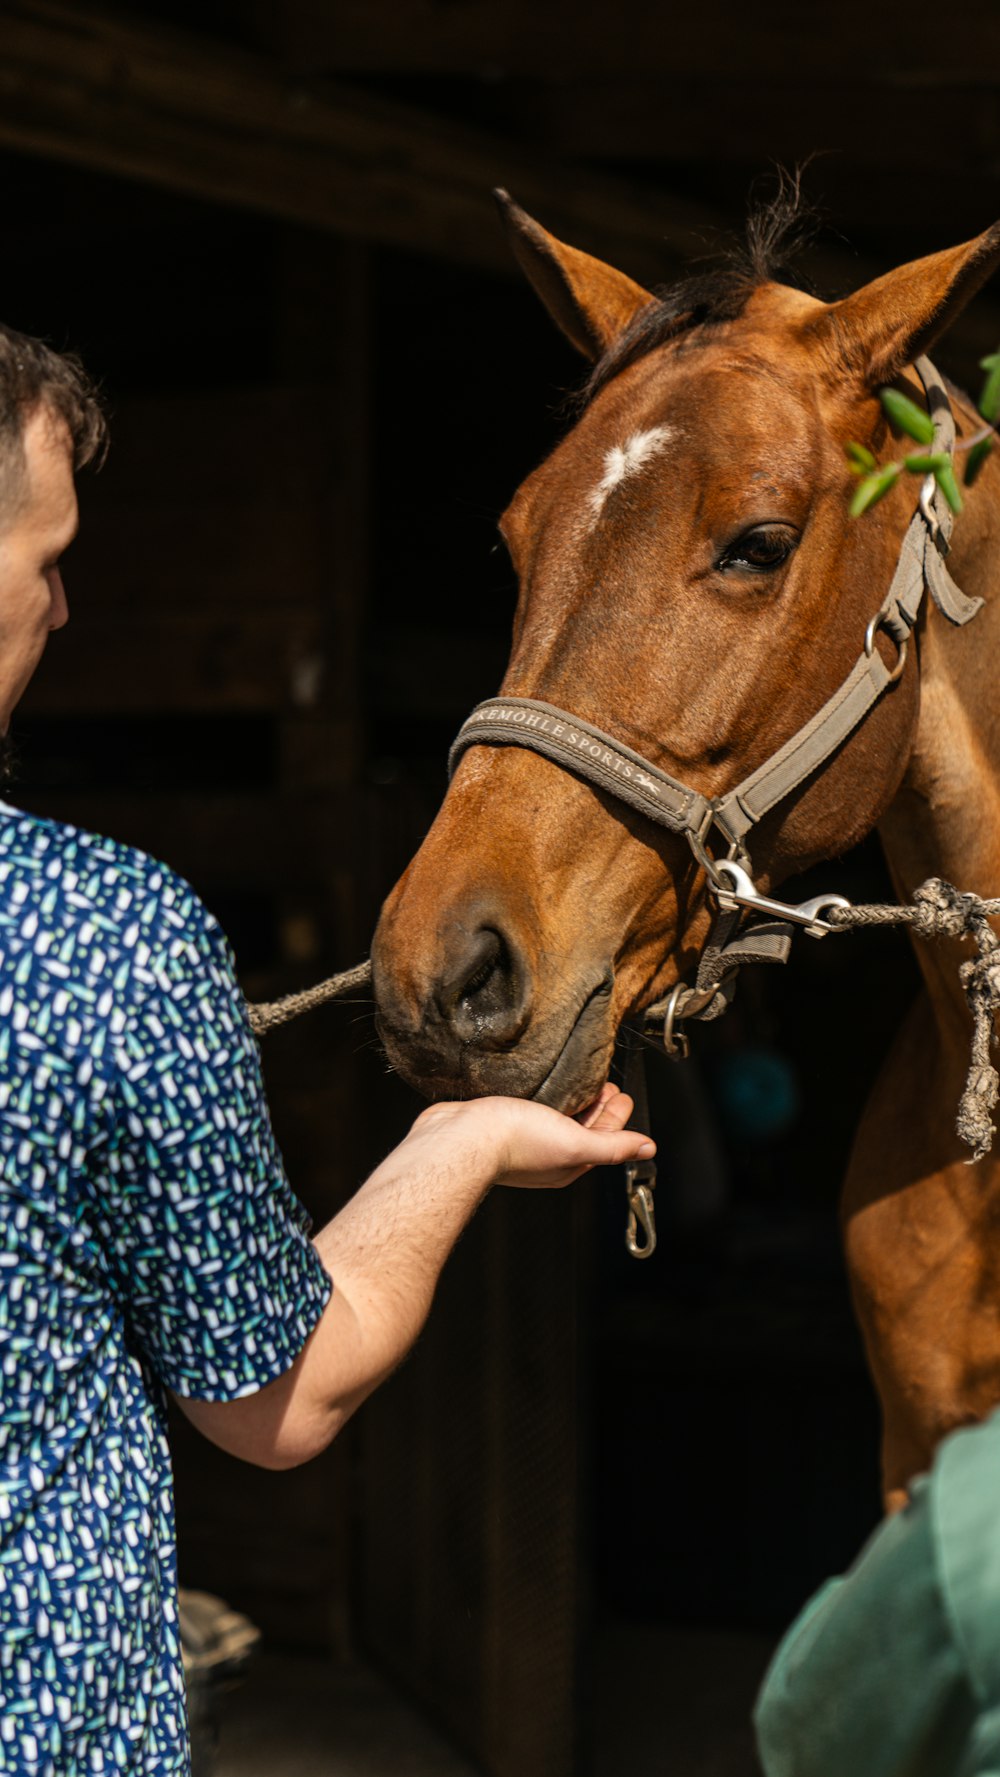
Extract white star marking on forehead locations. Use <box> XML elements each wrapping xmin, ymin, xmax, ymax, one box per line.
<box><xmin>587</xmin><ymin>424</ymin><xmax>675</xmax><ymax>523</ymax></box>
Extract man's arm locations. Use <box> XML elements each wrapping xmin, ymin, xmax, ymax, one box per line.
<box><xmin>177</xmin><ymin>1088</ymin><xmax>652</xmax><ymax>1470</ymax></box>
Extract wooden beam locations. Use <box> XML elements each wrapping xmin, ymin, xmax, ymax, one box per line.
<box><xmin>0</xmin><ymin>5</ymin><xmax>995</xmax><ymax>372</ymax></box>
<box><xmin>0</xmin><ymin>0</ymin><xmax>727</xmax><ymax>283</ymax></box>
<box><xmin>497</xmin><ymin>78</ymin><xmax>1000</xmax><ymax>181</ymax></box>
<box><xmin>278</xmin><ymin>0</ymin><xmax>1000</xmax><ymax>84</ymax></box>
<box><xmin>2</xmin><ymin>2</ymin><xmax>995</xmax><ymax>338</ymax></box>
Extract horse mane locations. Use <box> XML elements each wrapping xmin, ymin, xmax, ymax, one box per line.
<box><xmin>581</xmin><ymin>171</ymin><xmax>818</xmax><ymax>404</ymax></box>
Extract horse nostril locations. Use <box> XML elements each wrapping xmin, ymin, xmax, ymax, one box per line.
<box><xmin>461</xmin><ymin>936</ymin><xmax>502</xmax><ymax>1004</ymax></box>
<box><xmin>438</xmin><ymin>925</ymin><xmax>529</xmax><ymax>1048</ymax></box>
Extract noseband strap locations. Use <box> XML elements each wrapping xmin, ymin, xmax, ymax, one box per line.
<box><xmin>448</xmin><ymin>696</ymin><xmax>713</xmax><ymax>839</ymax></box>
<box><xmin>449</xmin><ymin>357</ymin><xmax>981</xmax><ymax>868</ymax></box>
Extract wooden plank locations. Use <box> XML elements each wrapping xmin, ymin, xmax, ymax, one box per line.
<box><xmin>87</xmin><ymin>387</ymin><xmax>335</xmax><ymax>506</ymax></box>
<box><xmin>0</xmin><ymin>0</ymin><xmax>724</xmax><ymax>282</ymax></box>
<box><xmin>70</xmin><ymin>501</ymin><xmax>329</xmax><ymax>614</ymax></box>
<box><xmin>66</xmin><ymin>386</ymin><xmax>345</xmax><ymax>617</ymax></box>
<box><xmin>171</xmin><ymin>1403</ymin><xmax>355</xmax><ymax>1651</ymax></box>
<box><xmin>369</xmin><ymin>625</ymin><xmax>510</xmax><ymax>721</ymax></box>
<box><xmin>19</xmin><ymin>608</ymin><xmax>329</xmax><ymax>713</ymax></box>
<box><xmin>16</xmin><ymin>789</ymin><xmax>353</xmax><ymax>887</ymax></box>
<box><xmin>357</xmin><ymin>1179</ymin><xmax>588</xmax><ymax>1776</ymax></box>
<box><xmin>273</xmin><ymin>236</ymin><xmax>369</xmax><ymax>791</ymax></box>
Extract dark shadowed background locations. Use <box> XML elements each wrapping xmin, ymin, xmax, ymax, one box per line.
<box><xmin>4</xmin><ymin>3</ymin><xmax>999</xmax><ymax>1772</ymax></box>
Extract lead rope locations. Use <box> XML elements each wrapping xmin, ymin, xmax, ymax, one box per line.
<box><xmin>829</xmin><ymin>881</ymin><xmax>1000</xmax><ymax>1163</ymax></box>
<box><xmin>250</xmin><ymin>876</ymin><xmax>1000</xmax><ymax>1205</ymax></box>
<box><xmin>643</xmin><ymin>876</ymin><xmax>1000</xmax><ymax>1166</ymax></box>
<box><xmin>247</xmin><ymin>960</ymin><xmax>373</xmax><ymax>1036</ymax></box>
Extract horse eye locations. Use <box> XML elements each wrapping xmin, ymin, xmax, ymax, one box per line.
<box><xmin>718</xmin><ymin>524</ymin><xmax>797</xmax><ymax>574</ymax></box>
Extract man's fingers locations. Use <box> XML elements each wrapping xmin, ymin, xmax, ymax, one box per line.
<box><xmin>581</xmin><ymin>1128</ymin><xmax>655</xmax><ymax>1166</ymax></box>
<box><xmin>575</xmin><ymin>1083</ymin><xmax>616</xmax><ymax>1128</ymax></box>
<box><xmin>583</xmin><ymin>1088</ymin><xmax>635</xmax><ymax>1134</ymax></box>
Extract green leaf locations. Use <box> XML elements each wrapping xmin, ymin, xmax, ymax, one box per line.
<box><xmin>879</xmin><ymin>387</ymin><xmax>935</xmax><ymax>445</ymax></box>
<box><xmin>965</xmin><ymin>436</ymin><xmax>994</xmax><ymax>487</ymax></box>
<box><xmin>978</xmin><ymin>353</ymin><xmax>1000</xmax><ymax>424</ymax></box>
<box><xmin>902</xmin><ymin>451</ymin><xmax>951</xmax><ymax>475</ymax></box>
<box><xmin>845</xmin><ymin>440</ymin><xmax>876</xmax><ymax>474</ymax></box>
<box><xmin>849</xmin><ymin>463</ymin><xmax>902</xmax><ymax>517</ymax></box>
<box><xmin>933</xmin><ymin>461</ymin><xmax>963</xmax><ymax>514</ymax></box>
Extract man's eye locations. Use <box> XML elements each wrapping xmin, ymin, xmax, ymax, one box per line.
<box><xmin>717</xmin><ymin>525</ymin><xmax>798</xmax><ymax>574</ymax></box>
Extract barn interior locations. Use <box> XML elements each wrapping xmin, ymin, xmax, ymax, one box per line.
<box><xmin>4</xmin><ymin>3</ymin><xmax>1000</xmax><ymax>1773</ymax></box>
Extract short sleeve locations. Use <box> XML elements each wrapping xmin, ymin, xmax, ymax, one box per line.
<box><xmin>95</xmin><ymin>903</ymin><xmax>332</xmax><ymax>1400</ymax></box>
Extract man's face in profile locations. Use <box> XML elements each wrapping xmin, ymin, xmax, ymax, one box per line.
<box><xmin>0</xmin><ymin>404</ymin><xmax>77</xmax><ymax>743</ymax></box>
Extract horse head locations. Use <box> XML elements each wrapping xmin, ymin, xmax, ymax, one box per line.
<box><xmin>372</xmin><ymin>194</ymin><xmax>1000</xmax><ymax>1108</ymax></box>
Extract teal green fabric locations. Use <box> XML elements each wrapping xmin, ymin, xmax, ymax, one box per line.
<box><xmin>755</xmin><ymin>1411</ymin><xmax>1000</xmax><ymax>1777</ymax></box>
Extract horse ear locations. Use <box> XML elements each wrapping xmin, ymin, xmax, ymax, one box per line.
<box><xmin>495</xmin><ymin>189</ymin><xmax>654</xmax><ymax>361</ymax></box>
<box><xmin>821</xmin><ymin>223</ymin><xmax>1000</xmax><ymax>385</ymax></box>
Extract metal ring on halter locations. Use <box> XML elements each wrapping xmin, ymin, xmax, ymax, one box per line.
<box><xmin>661</xmin><ymin>981</ymin><xmax>691</xmax><ymax>1060</ymax></box>
<box><xmin>864</xmin><ymin>613</ymin><xmax>909</xmax><ymax>685</ymax></box>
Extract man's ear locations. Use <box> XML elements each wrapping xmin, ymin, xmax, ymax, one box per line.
<box><xmin>818</xmin><ymin>223</ymin><xmax>1000</xmax><ymax>385</ymax></box>
<box><xmin>495</xmin><ymin>189</ymin><xmax>654</xmax><ymax>361</ymax></box>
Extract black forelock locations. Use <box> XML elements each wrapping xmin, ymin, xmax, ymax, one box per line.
<box><xmin>579</xmin><ymin>170</ymin><xmax>819</xmax><ymax>406</ymax></box>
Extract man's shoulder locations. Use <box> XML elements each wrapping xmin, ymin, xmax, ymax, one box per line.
<box><xmin>0</xmin><ymin>800</ymin><xmax>221</xmax><ymax>958</ymax></box>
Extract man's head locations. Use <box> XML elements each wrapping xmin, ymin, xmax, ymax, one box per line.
<box><xmin>0</xmin><ymin>325</ymin><xmax>106</xmax><ymax>746</ymax></box>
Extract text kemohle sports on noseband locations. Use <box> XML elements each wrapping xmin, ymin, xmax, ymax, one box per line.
<box><xmin>248</xmin><ymin>357</ymin><xmax>1000</xmax><ymax>1259</ymax></box>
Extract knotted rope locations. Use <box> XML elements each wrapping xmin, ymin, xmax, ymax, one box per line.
<box><xmin>827</xmin><ymin>879</ymin><xmax>1000</xmax><ymax>1164</ymax></box>
<box><xmin>246</xmin><ymin>879</ymin><xmax>1000</xmax><ymax>1163</ymax></box>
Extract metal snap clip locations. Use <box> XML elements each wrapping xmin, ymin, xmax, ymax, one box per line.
<box><xmin>712</xmin><ymin>860</ymin><xmax>851</xmax><ymax>938</ymax></box>
<box><xmin>625</xmin><ymin>1163</ymin><xmax>657</xmax><ymax>1259</ymax></box>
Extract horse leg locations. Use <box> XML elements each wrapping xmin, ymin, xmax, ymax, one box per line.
<box><xmin>842</xmin><ymin>990</ymin><xmax>1000</xmax><ymax>1508</ymax></box>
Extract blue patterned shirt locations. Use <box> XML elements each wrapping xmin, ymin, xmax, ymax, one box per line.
<box><xmin>0</xmin><ymin>805</ymin><xmax>333</xmax><ymax>1774</ymax></box>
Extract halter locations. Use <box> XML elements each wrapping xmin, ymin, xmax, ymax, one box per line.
<box><xmin>448</xmin><ymin>357</ymin><xmax>985</xmax><ymax>1246</ymax></box>
<box><xmin>452</xmin><ymin>358</ymin><xmax>978</xmax><ymax>857</ymax></box>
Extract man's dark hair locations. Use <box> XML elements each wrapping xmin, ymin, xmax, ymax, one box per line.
<box><xmin>0</xmin><ymin>322</ymin><xmax>106</xmax><ymax>508</ymax></box>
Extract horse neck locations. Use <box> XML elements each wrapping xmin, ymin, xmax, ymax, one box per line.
<box><xmin>878</xmin><ymin>459</ymin><xmax>1000</xmax><ymax>1027</ymax></box>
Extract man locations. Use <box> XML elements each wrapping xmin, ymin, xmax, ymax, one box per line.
<box><xmin>0</xmin><ymin>325</ymin><xmax>655</xmax><ymax>1773</ymax></box>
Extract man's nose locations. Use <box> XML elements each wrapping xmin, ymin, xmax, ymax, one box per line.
<box><xmin>48</xmin><ymin>569</ymin><xmax>68</xmax><ymax>630</ymax></box>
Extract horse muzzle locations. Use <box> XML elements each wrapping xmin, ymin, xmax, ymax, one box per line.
<box><xmin>371</xmin><ymin>900</ymin><xmax>617</xmax><ymax>1109</ymax></box>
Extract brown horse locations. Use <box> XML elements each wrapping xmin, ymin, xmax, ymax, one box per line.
<box><xmin>372</xmin><ymin>191</ymin><xmax>1000</xmax><ymax>1508</ymax></box>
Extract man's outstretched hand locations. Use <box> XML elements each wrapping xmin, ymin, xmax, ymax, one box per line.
<box><xmin>180</xmin><ymin>1082</ymin><xmax>655</xmax><ymax>1469</ymax></box>
<box><xmin>407</xmin><ymin>1082</ymin><xmax>655</xmax><ymax>1190</ymax></box>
